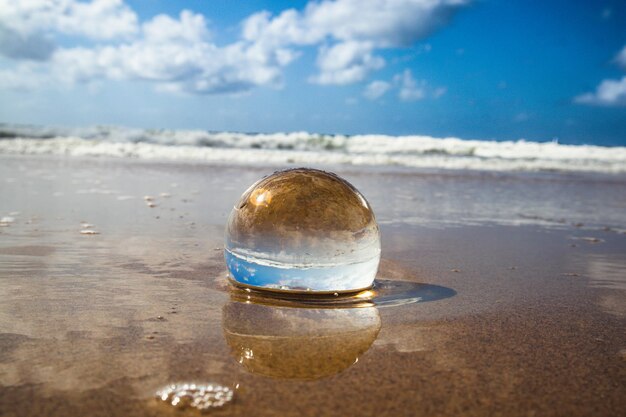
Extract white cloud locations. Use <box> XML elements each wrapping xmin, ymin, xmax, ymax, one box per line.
<box><xmin>243</xmin><ymin>0</ymin><xmax>468</xmax><ymax>85</ymax></box>
<box><xmin>395</xmin><ymin>69</ymin><xmax>426</xmax><ymax>101</ymax></box>
<box><xmin>575</xmin><ymin>76</ymin><xmax>626</xmax><ymax>107</ymax></box>
<box><xmin>0</xmin><ymin>0</ymin><xmax>136</xmax><ymax>60</ymax></box>
<box><xmin>363</xmin><ymin>80</ymin><xmax>391</xmax><ymax>100</ymax></box>
<box><xmin>361</xmin><ymin>70</ymin><xmax>446</xmax><ymax>102</ymax></box>
<box><xmin>142</xmin><ymin>10</ymin><xmax>209</xmax><ymax>44</ymax></box>
<box><xmin>0</xmin><ymin>26</ymin><xmax>55</xmax><ymax>60</ymax></box>
<box><xmin>242</xmin><ymin>0</ymin><xmax>468</xmax><ymax>47</ymax></box>
<box><xmin>0</xmin><ymin>63</ymin><xmax>49</xmax><ymax>90</ymax></box>
<box><xmin>302</xmin><ymin>0</ymin><xmax>467</xmax><ymax>46</ymax></box>
<box><xmin>0</xmin><ymin>9</ymin><xmax>290</xmax><ymax>94</ymax></box>
<box><xmin>575</xmin><ymin>44</ymin><xmax>626</xmax><ymax>107</ymax></box>
<box><xmin>393</xmin><ymin>69</ymin><xmax>448</xmax><ymax>102</ymax></box>
<box><xmin>310</xmin><ymin>41</ymin><xmax>384</xmax><ymax>85</ymax></box>
<box><xmin>0</xmin><ymin>0</ymin><xmax>469</xmax><ymax>94</ymax></box>
<box><xmin>0</xmin><ymin>0</ymin><xmax>137</xmax><ymax>40</ymax></box>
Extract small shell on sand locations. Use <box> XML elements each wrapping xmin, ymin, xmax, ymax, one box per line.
<box><xmin>155</xmin><ymin>382</ymin><xmax>234</xmax><ymax>411</ymax></box>
<box><xmin>147</xmin><ymin>202</ymin><xmax>157</xmax><ymax>208</ymax></box>
<box><xmin>80</xmin><ymin>230</ymin><xmax>100</xmax><ymax>235</ymax></box>
<box><xmin>144</xmin><ymin>196</ymin><xmax>155</xmax><ymax>201</ymax></box>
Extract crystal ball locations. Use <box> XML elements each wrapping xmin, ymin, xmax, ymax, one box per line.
<box><xmin>224</xmin><ymin>168</ymin><xmax>381</xmax><ymax>293</ymax></box>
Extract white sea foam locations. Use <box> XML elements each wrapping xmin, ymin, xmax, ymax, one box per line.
<box><xmin>0</xmin><ymin>124</ymin><xmax>625</xmax><ymax>174</ymax></box>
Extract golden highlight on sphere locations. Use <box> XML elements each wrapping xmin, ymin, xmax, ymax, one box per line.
<box><xmin>231</xmin><ymin>168</ymin><xmax>375</xmax><ymax>238</ymax></box>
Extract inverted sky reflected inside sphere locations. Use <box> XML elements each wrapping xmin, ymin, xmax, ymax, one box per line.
<box><xmin>225</xmin><ymin>168</ymin><xmax>381</xmax><ymax>293</ymax></box>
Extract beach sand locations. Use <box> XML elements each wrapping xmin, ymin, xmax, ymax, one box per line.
<box><xmin>0</xmin><ymin>155</ymin><xmax>624</xmax><ymax>416</ymax></box>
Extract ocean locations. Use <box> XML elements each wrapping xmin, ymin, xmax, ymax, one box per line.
<box><xmin>1</xmin><ymin>123</ymin><xmax>625</xmax><ymax>174</ymax></box>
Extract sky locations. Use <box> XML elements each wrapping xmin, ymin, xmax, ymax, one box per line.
<box><xmin>0</xmin><ymin>0</ymin><xmax>625</xmax><ymax>146</ymax></box>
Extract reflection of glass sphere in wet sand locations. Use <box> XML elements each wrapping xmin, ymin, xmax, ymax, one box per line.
<box><xmin>223</xmin><ymin>300</ymin><xmax>381</xmax><ymax>379</ymax></box>
<box><xmin>225</xmin><ymin>168</ymin><xmax>381</xmax><ymax>293</ymax></box>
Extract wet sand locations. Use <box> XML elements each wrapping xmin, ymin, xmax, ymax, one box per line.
<box><xmin>0</xmin><ymin>155</ymin><xmax>625</xmax><ymax>417</ymax></box>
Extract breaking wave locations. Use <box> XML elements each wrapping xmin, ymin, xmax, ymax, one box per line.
<box><xmin>0</xmin><ymin>124</ymin><xmax>625</xmax><ymax>174</ymax></box>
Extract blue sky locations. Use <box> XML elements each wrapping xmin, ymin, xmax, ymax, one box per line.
<box><xmin>0</xmin><ymin>0</ymin><xmax>625</xmax><ymax>145</ymax></box>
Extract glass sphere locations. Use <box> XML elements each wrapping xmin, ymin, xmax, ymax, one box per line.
<box><xmin>224</xmin><ymin>168</ymin><xmax>381</xmax><ymax>293</ymax></box>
